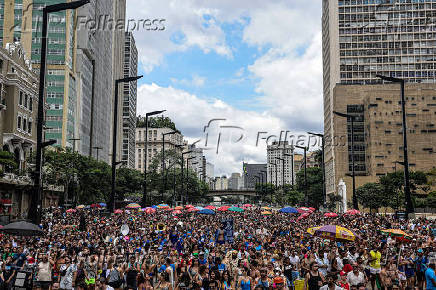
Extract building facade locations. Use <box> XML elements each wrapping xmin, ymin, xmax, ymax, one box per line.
<box><xmin>135</xmin><ymin>127</ymin><xmax>184</xmax><ymax>173</ymax></box>
<box><xmin>332</xmin><ymin>83</ymin><xmax>436</xmax><ymax>205</ymax></box>
<box><xmin>267</xmin><ymin>141</ymin><xmax>294</xmax><ymax>187</ymax></box>
<box><xmin>323</xmin><ymin>0</ymin><xmax>436</xmax><ymax>195</ymax></box>
<box><xmin>214</xmin><ymin>176</ymin><xmax>228</xmax><ymax>190</ymax></box>
<box><xmin>205</xmin><ymin>161</ymin><xmax>214</xmax><ymax>188</ymax></box>
<box><xmin>121</xmin><ymin>32</ymin><xmax>138</xmax><ymax>168</ymax></box>
<box><xmin>188</xmin><ymin>145</ymin><xmax>204</xmax><ymax>180</ymax></box>
<box><xmin>242</xmin><ymin>163</ymin><xmax>267</xmax><ymax>189</ymax></box>
<box><xmin>228</xmin><ymin>172</ymin><xmax>242</xmax><ymax>190</ymax></box>
<box><xmin>0</xmin><ymin>42</ymin><xmax>37</xmax><ymax>218</ymax></box>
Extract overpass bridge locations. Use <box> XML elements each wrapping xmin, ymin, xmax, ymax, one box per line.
<box><xmin>206</xmin><ymin>190</ymin><xmax>258</xmax><ymax>197</ymax></box>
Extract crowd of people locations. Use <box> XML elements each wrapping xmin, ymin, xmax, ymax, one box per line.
<box><xmin>0</xmin><ymin>206</ymin><xmax>435</xmax><ymax>290</ymax></box>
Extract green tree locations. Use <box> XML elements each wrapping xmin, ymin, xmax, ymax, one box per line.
<box><xmin>255</xmin><ymin>183</ymin><xmax>276</xmax><ymax>203</ymax></box>
<box><xmin>326</xmin><ymin>193</ymin><xmax>342</xmax><ymax>212</ymax></box>
<box><xmin>136</xmin><ymin>116</ymin><xmax>179</xmax><ymax>132</ymax></box>
<box><xmin>312</xmin><ymin>149</ymin><xmax>323</xmax><ymax>167</ymax></box>
<box><xmin>282</xmin><ymin>184</ymin><xmax>304</xmax><ymax>206</ymax></box>
<box><xmin>0</xmin><ymin>150</ymin><xmax>18</xmax><ymax>175</ymax></box>
<box><xmin>116</xmin><ymin>167</ymin><xmax>144</xmax><ymax>201</ymax></box>
<box><xmin>296</xmin><ymin>167</ymin><xmax>323</xmax><ymax>208</ymax></box>
<box><xmin>356</xmin><ymin>182</ymin><xmax>388</xmax><ymax>212</ymax></box>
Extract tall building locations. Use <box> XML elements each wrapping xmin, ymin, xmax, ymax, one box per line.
<box><xmin>188</xmin><ymin>145</ymin><xmax>204</xmax><ymax>180</ymax></box>
<box><xmin>0</xmin><ymin>0</ymin><xmax>126</xmax><ymax>163</ymax></box>
<box><xmin>121</xmin><ymin>32</ymin><xmax>138</xmax><ymax>168</ymax></box>
<box><xmin>205</xmin><ymin>161</ymin><xmax>214</xmax><ymax>188</ymax></box>
<box><xmin>242</xmin><ymin>163</ymin><xmax>267</xmax><ymax>189</ymax></box>
<box><xmin>323</xmin><ymin>0</ymin><xmax>436</xmax><ymax>195</ymax></box>
<box><xmin>267</xmin><ymin>141</ymin><xmax>294</xmax><ymax>187</ymax></box>
<box><xmin>214</xmin><ymin>176</ymin><xmax>228</xmax><ymax>190</ymax></box>
<box><xmin>228</xmin><ymin>173</ymin><xmax>242</xmax><ymax>190</ymax></box>
<box><xmin>135</xmin><ymin>127</ymin><xmax>184</xmax><ymax>173</ymax></box>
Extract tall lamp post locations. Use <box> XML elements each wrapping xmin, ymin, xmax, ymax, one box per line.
<box><xmin>29</xmin><ymin>0</ymin><xmax>90</xmax><ymax>224</ymax></box>
<box><xmin>161</xmin><ymin>131</ymin><xmax>177</xmax><ymax>193</ymax></box>
<box><xmin>376</xmin><ymin>74</ymin><xmax>414</xmax><ymax>217</ymax></box>
<box><xmin>295</xmin><ymin>145</ymin><xmax>308</xmax><ymax>205</ymax></box>
<box><xmin>92</xmin><ymin>146</ymin><xmax>102</xmax><ymax>162</ymax></box>
<box><xmin>141</xmin><ymin>110</ymin><xmax>166</xmax><ymax>207</ymax></box>
<box><xmin>110</xmin><ymin>75</ymin><xmax>143</xmax><ymax>213</ymax></box>
<box><xmin>333</xmin><ymin>111</ymin><xmax>358</xmax><ymax>210</ymax></box>
<box><xmin>308</xmin><ymin>132</ymin><xmax>326</xmax><ymax>205</ymax></box>
<box><xmin>180</xmin><ymin>150</ymin><xmax>192</xmax><ymax>205</ymax></box>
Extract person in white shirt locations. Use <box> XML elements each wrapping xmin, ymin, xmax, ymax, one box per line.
<box><xmin>347</xmin><ymin>265</ymin><xmax>366</xmax><ymax>286</ymax></box>
<box><xmin>316</xmin><ymin>250</ymin><xmax>330</xmax><ymax>277</ymax></box>
<box><xmin>320</xmin><ymin>273</ymin><xmax>344</xmax><ymax>290</ymax></box>
<box><xmin>289</xmin><ymin>251</ymin><xmax>300</xmax><ymax>267</ymax></box>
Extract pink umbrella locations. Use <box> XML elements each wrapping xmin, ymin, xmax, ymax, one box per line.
<box><xmin>297</xmin><ymin>212</ymin><xmax>311</xmax><ymax>221</ymax></box>
<box><xmin>309</xmin><ymin>207</ymin><xmax>316</xmax><ymax>211</ymax></box>
<box><xmin>243</xmin><ymin>204</ymin><xmax>252</xmax><ymax>208</ymax></box>
<box><xmin>187</xmin><ymin>207</ymin><xmax>199</xmax><ymax>212</ymax></box>
<box><xmin>344</xmin><ymin>209</ymin><xmax>361</xmax><ymax>215</ymax></box>
<box><xmin>114</xmin><ymin>209</ymin><xmax>123</xmax><ymax>214</ymax></box>
<box><xmin>185</xmin><ymin>204</ymin><xmax>194</xmax><ymax>209</ymax></box>
<box><xmin>298</xmin><ymin>207</ymin><xmax>312</xmax><ymax>213</ymax></box>
<box><xmin>145</xmin><ymin>208</ymin><xmax>156</xmax><ymax>214</ymax></box>
<box><xmin>173</xmin><ymin>210</ymin><xmax>182</xmax><ymax>215</ymax></box>
<box><xmin>66</xmin><ymin>209</ymin><xmax>76</xmax><ymax>213</ymax></box>
<box><xmin>204</xmin><ymin>205</ymin><xmax>216</xmax><ymax>210</ymax></box>
<box><xmin>324</xmin><ymin>212</ymin><xmax>338</xmax><ymax>218</ymax></box>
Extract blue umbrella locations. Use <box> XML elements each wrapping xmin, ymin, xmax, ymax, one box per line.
<box><xmin>198</xmin><ymin>209</ymin><xmax>215</xmax><ymax>215</ymax></box>
<box><xmin>279</xmin><ymin>207</ymin><xmax>299</xmax><ymax>214</ymax></box>
<box><xmin>99</xmin><ymin>203</ymin><xmax>107</xmax><ymax>207</ymax></box>
<box><xmin>195</xmin><ymin>206</ymin><xmax>204</xmax><ymax>210</ymax></box>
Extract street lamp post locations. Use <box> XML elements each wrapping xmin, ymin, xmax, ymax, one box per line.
<box><xmin>68</xmin><ymin>138</ymin><xmax>80</xmax><ymax>152</ymax></box>
<box><xmin>29</xmin><ymin>0</ymin><xmax>90</xmax><ymax>224</ymax></box>
<box><xmin>295</xmin><ymin>145</ymin><xmax>308</xmax><ymax>205</ymax></box>
<box><xmin>141</xmin><ymin>110</ymin><xmax>166</xmax><ymax>207</ymax></box>
<box><xmin>308</xmin><ymin>132</ymin><xmax>326</xmax><ymax>205</ymax></box>
<box><xmin>110</xmin><ymin>75</ymin><xmax>143</xmax><ymax>213</ymax></box>
<box><xmin>333</xmin><ymin>111</ymin><xmax>358</xmax><ymax>210</ymax></box>
<box><xmin>92</xmin><ymin>146</ymin><xmax>102</xmax><ymax>162</ymax></box>
<box><xmin>376</xmin><ymin>74</ymin><xmax>414</xmax><ymax>217</ymax></box>
<box><xmin>180</xmin><ymin>150</ymin><xmax>192</xmax><ymax>205</ymax></box>
<box><xmin>161</xmin><ymin>131</ymin><xmax>177</xmax><ymax>194</ymax></box>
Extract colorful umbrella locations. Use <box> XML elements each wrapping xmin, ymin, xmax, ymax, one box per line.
<box><xmin>344</xmin><ymin>209</ymin><xmax>361</xmax><ymax>215</ymax></box>
<box><xmin>174</xmin><ymin>206</ymin><xmax>183</xmax><ymax>210</ymax></box>
<box><xmin>76</xmin><ymin>205</ymin><xmax>85</xmax><ymax>209</ymax></box>
<box><xmin>279</xmin><ymin>207</ymin><xmax>299</xmax><ymax>214</ymax></box>
<box><xmin>262</xmin><ymin>206</ymin><xmax>271</xmax><ymax>210</ymax></box>
<box><xmin>91</xmin><ymin>203</ymin><xmax>101</xmax><ymax>208</ymax></box>
<box><xmin>217</xmin><ymin>206</ymin><xmax>230</xmax><ymax>212</ymax></box>
<box><xmin>187</xmin><ymin>207</ymin><xmax>200</xmax><ymax>212</ymax></box>
<box><xmin>126</xmin><ymin>203</ymin><xmax>141</xmax><ymax>209</ymax></box>
<box><xmin>204</xmin><ymin>205</ymin><xmax>216</xmax><ymax>210</ymax></box>
<box><xmin>307</xmin><ymin>226</ymin><xmax>322</xmax><ymax>235</ymax></box>
<box><xmin>157</xmin><ymin>204</ymin><xmax>170</xmax><ymax>209</ymax></box>
<box><xmin>324</xmin><ymin>212</ymin><xmax>338</xmax><ymax>218</ymax></box>
<box><xmin>199</xmin><ymin>209</ymin><xmax>215</xmax><ymax>215</ymax></box>
<box><xmin>114</xmin><ymin>209</ymin><xmax>123</xmax><ymax>214</ymax></box>
<box><xmin>313</xmin><ymin>225</ymin><xmax>359</xmax><ymax>242</ymax></box>
<box><xmin>380</xmin><ymin>229</ymin><xmax>412</xmax><ymax>242</ymax></box>
<box><xmin>228</xmin><ymin>207</ymin><xmax>244</xmax><ymax>212</ymax></box>
<box><xmin>261</xmin><ymin>211</ymin><xmax>272</xmax><ymax>215</ymax></box>
<box><xmin>145</xmin><ymin>208</ymin><xmax>156</xmax><ymax>214</ymax></box>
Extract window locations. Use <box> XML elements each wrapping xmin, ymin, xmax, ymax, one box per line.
<box><xmin>19</xmin><ymin>91</ymin><xmax>23</xmax><ymax>105</ymax></box>
<box><xmin>23</xmin><ymin>119</ymin><xmax>27</xmax><ymax>132</ymax></box>
<box><xmin>17</xmin><ymin>116</ymin><xmax>21</xmax><ymax>129</ymax></box>
<box><xmin>28</xmin><ymin>121</ymin><xmax>32</xmax><ymax>134</ymax></box>
<box><xmin>29</xmin><ymin>98</ymin><xmax>33</xmax><ymax>111</ymax></box>
<box><xmin>24</xmin><ymin>94</ymin><xmax>28</xmax><ymax>108</ymax></box>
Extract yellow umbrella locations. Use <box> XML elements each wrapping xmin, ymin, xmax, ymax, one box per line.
<box><xmin>261</xmin><ymin>211</ymin><xmax>272</xmax><ymax>215</ymax></box>
<box><xmin>307</xmin><ymin>226</ymin><xmax>322</xmax><ymax>235</ymax></box>
<box><xmin>76</xmin><ymin>205</ymin><xmax>85</xmax><ymax>209</ymax></box>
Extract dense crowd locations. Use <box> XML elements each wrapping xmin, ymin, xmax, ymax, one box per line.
<box><xmin>0</xmin><ymin>206</ymin><xmax>435</xmax><ymax>290</ymax></box>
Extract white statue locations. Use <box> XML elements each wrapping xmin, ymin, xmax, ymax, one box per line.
<box><xmin>338</xmin><ymin>179</ymin><xmax>347</xmax><ymax>213</ymax></box>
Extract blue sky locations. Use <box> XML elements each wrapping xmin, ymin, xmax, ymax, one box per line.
<box><xmin>128</xmin><ymin>0</ymin><xmax>322</xmax><ymax>175</ymax></box>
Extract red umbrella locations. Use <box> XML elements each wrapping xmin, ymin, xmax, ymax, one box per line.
<box><xmin>91</xmin><ymin>203</ymin><xmax>101</xmax><ymax>208</ymax></box>
<box><xmin>217</xmin><ymin>206</ymin><xmax>230</xmax><ymax>211</ymax></box>
<box><xmin>185</xmin><ymin>204</ymin><xmax>194</xmax><ymax>209</ymax></box>
<box><xmin>205</xmin><ymin>205</ymin><xmax>216</xmax><ymax>210</ymax></box>
<box><xmin>243</xmin><ymin>204</ymin><xmax>252</xmax><ymax>208</ymax></box>
<box><xmin>309</xmin><ymin>207</ymin><xmax>316</xmax><ymax>211</ymax></box>
<box><xmin>173</xmin><ymin>210</ymin><xmax>182</xmax><ymax>215</ymax></box>
<box><xmin>344</xmin><ymin>209</ymin><xmax>361</xmax><ymax>215</ymax></box>
<box><xmin>297</xmin><ymin>212</ymin><xmax>311</xmax><ymax>221</ymax></box>
<box><xmin>66</xmin><ymin>209</ymin><xmax>76</xmax><ymax>213</ymax></box>
<box><xmin>114</xmin><ymin>209</ymin><xmax>123</xmax><ymax>214</ymax></box>
<box><xmin>187</xmin><ymin>207</ymin><xmax>199</xmax><ymax>212</ymax></box>
<box><xmin>298</xmin><ymin>207</ymin><xmax>312</xmax><ymax>213</ymax></box>
<box><xmin>145</xmin><ymin>208</ymin><xmax>156</xmax><ymax>214</ymax></box>
<box><xmin>324</xmin><ymin>212</ymin><xmax>338</xmax><ymax>218</ymax></box>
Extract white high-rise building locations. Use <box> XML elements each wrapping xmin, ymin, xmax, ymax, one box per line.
<box><xmin>267</xmin><ymin>141</ymin><xmax>295</xmax><ymax>187</ymax></box>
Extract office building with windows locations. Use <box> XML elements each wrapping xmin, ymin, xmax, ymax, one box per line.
<box><xmin>323</xmin><ymin>0</ymin><xmax>436</xmax><ymax>197</ymax></box>
<box><xmin>266</xmin><ymin>141</ymin><xmax>295</xmax><ymax>187</ymax></box>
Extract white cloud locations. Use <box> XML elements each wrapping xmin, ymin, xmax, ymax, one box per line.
<box><xmin>171</xmin><ymin>74</ymin><xmax>206</xmax><ymax>87</ymax></box>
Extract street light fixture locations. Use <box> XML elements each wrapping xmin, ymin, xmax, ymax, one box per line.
<box><xmin>295</xmin><ymin>145</ymin><xmax>308</xmax><ymax>205</ymax></box>
<box><xmin>29</xmin><ymin>0</ymin><xmax>90</xmax><ymax>224</ymax></box>
<box><xmin>92</xmin><ymin>146</ymin><xmax>102</xmax><ymax>161</ymax></box>
<box><xmin>308</xmin><ymin>132</ymin><xmax>326</xmax><ymax>205</ymax></box>
<box><xmin>333</xmin><ymin>110</ymin><xmax>358</xmax><ymax>210</ymax></box>
<box><xmin>141</xmin><ymin>110</ymin><xmax>166</xmax><ymax>207</ymax></box>
<box><xmin>110</xmin><ymin>75</ymin><xmax>143</xmax><ymax>213</ymax></box>
<box><xmin>376</xmin><ymin>74</ymin><xmax>414</xmax><ymax>217</ymax></box>
<box><xmin>68</xmin><ymin>138</ymin><xmax>80</xmax><ymax>152</ymax></box>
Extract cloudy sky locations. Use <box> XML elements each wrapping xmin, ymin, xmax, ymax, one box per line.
<box><xmin>127</xmin><ymin>0</ymin><xmax>322</xmax><ymax>176</ymax></box>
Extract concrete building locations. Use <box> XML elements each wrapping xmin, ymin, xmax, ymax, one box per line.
<box><xmin>121</xmin><ymin>32</ymin><xmax>138</xmax><ymax>168</ymax></box>
<box><xmin>323</xmin><ymin>0</ymin><xmax>436</xmax><ymax>195</ymax></box>
<box><xmin>228</xmin><ymin>173</ymin><xmax>242</xmax><ymax>190</ymax></box>
<box><xmin>242</xmin><ymin>163</ymin><xmax>267</xmax><ymax>189</ymax></box>
<box><xmin>215</xmin><ymin>176</ymin><xmax>228</xmax><ymax>190</ymax></box>
<box><xmin>135</xmin><ymin>127</ymin><xmax>184</xmax><ymax>173</ymax></box>
<box><xmin>332</xmin><ymin>83</ymin><xmax>436</xmax><ymax>205</ymax></box>
<box><xmin>267</xmin><ymin>141</ymin><xmax>294</xmax><ymax>187</ymax></box>
<box><xmin>188</xmin><ymin>145</ymin><xmax>204</xmax><ymax>180</ymax></box>
<box><xmin>205</xmin><ymin>161</ymin><xmax>214</xmax><ymax>188</ymax></box>
<box><xmin>0</xmin><ymin>0</ymin><xmax>126</xmax><ymax>163</ymax></box>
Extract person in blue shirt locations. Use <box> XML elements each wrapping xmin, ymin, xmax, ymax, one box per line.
<box><xmin>425</xmin><ymin>262</ymin><xmax>436</xmax><ymax>290</ymax></box>
<box><xmin>415</xmin><ymin>249</ymin><xmax>429</xmax><ymax>289</ymax></box>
